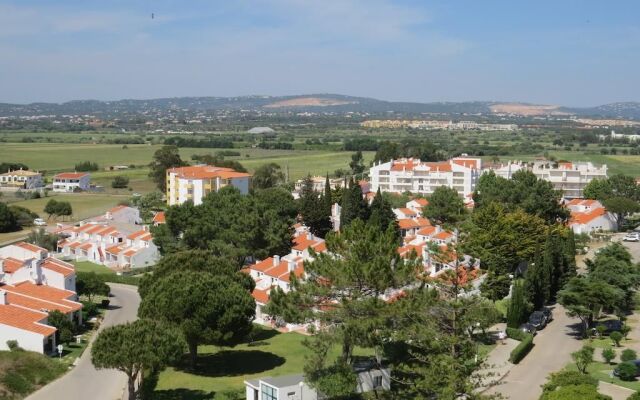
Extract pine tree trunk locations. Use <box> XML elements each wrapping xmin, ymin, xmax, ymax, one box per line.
<box><xmin>188</xmin><ymin>340</ymin><xmax>198</xmax><ymax>370</ymax></box>
<box><xmin>127</xmin><ymin>374</ymin><xmax>136</xmax><ymax>400</ymax></box>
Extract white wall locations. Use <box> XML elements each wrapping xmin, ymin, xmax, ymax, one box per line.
<box><xmin>0</xmin><ymin>324</ymin><xmax>47</xmax><ymax>353</ymax></box>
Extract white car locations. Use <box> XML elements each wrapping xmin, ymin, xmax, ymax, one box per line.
<box><xmin>623</xmin><ymin>232</ymin><xmax>640</xmax><ymax>242</ymax></box>
<box><xmin>33</xmin><ymin>218</ymin><xmax>47</xmax><ymax>227</ymax></box>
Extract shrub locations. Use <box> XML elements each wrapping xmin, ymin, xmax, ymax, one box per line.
<box><xmin>6</xmin><ymin>340</ymin><xmax>20</xmax><ymax>351</ymax></box>
<box><xmin>540</xmin><ymin>384</ymin><xmax>612</xmax><ymax>400</ymax></box>
<box><xmin>74</xmin><ymin>161</ymin><xmax>99</xmax><ymax>171</ymax></box>
<box><xmin>509</xmin><ymin>333</ymin><xmax>533</xmax><ymax>364</ymax></box>
<box><xmin>627</xmin><ymin>392</ymin><xmax>640</xmax><ymax>400</ymax></box>
<box><xmin>111</xmin><ymin>176</ymin><xmax>129</xmax><ymax>189</ymax></box>
<box><xmin>541</xmin><ymin>370</ymin><xmax>598</xmax><ymax>393</ymax></box>
<box><xmin>572</xmin><ymin>345</ymin><xmax>595</xmax><ymax>374</ymax></box>
<box><xmin>610</xmin><ymin>331</ymin><xmax>623</xmax><ymax>347</ymax></box>
<box><xmin>620</xmin><ymin>349</ymin><xmax>637</xmax><ymax>362</ymax></box>
<box><xmin>506</xmin><ymin>327</ymin><xmax>526</xmax><ymax>341</ymax></box>
<box><xmin>2</xmin><ymin>373</ymin><xmax>32</xmax><ymax>395</ymax></box>
<box><xmin>615</xmin><ymin>362</ymin><xmax>638</xmax><ymax>381</ymax></box>
<box><xmin>621</xmin><ymin>325</ymin><xmax>631</xmax><ymax>339</ymax></box>
<box><xmin>602</xmin><ymin>348</ymin><xmax>616</xmax><ymax>364</ymax></box>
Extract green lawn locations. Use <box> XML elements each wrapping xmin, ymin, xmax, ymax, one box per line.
<box><xmin>153</xmin><ymin>326</ymin><xmax>373</xmax><ymax>399</ymax></box>
<box><xmin>72</xmin><ymin>260</ymin><xmax>116</xmax><ymax>276</ymax></box>
<box><xmin>4</xmin><ymin>193</ymin><xmax>126</xmax><ymax>222</ymax></box>
<box><xmin>566</xmin><ymin>361</ymin><xmax>640</xmax><ymax>392</ymax></box>
<box><xmin>0</xmin><ymin>228</ymin><xmax>31</xmax><ymax>245</ymax></box>
<box><xmin>0</xmin><ymin>350</ymin><xmax>67</xmax><ymax>399</ymax></box>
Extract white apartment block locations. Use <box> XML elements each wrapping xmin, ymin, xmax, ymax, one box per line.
<box><xmin>166</xmin><ymin>165</ymin><xmax>251</xmax><ymax>206</ymax></box>
<box><xmin>489</xmin><ymin>160</ymin><xmax>608</xmax><ymax>199</ymax></box>
<box><xmin>369</xmin><ymin>157</ymin><xmax>482</xmax><ymax>198</ymax></box>
<box><xmin>52</xmin><ymin>172</ymin><xmax>91</xmax><ymax>192</ymax></box>
<box><xmin>0</xmin><ymin>169</ymin><xmax>43</xmax><ymax>189</ymax></box>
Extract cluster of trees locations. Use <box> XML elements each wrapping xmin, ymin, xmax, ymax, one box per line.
<box><xmin>163</xmin><ymin>136</ymin><xmax>234</xmax><ymax>148</ymax></box>
<box><xmin>265</xmin><ymin>220</ymin><xmax>499</xmax><ymax>398</ymax></box>
<box><xmin>257</xmin><ymin>141</ymin><xmax>294</xmax><ymax>150</ymax></box>
<box><xmin>559</xmin><ymin>243</ymin><xmax>640</xmax><ymax>336</ymax></box>
<box><xmin>152</xmin><ymin>186</ymin><xmax>297</xmax><ymax>262</ymax></box>
<box><xmin>0</xmin><ymin>162</ymin><xmax>29</xmax><ymax>173</ymax></box>
<box><xmin>74</xmin><ymin>161</ymin><xmax>99</xmax><ymax>172</ymax></box>
<box><xmin>539</xmin><ymin>370</ymin><xmax>610</xmax><ymax>400</ymax></box>
<box><xmin>191</xmin><ymin>153</ymin><xmax>247</xmax><ymax>173</ymax></box>
<box><xmin>148</xmin><ymin>145</ymin><xmax>186</xmax><ymax>192</ymax></box>
<box><xmin>583</xmin><ymin>174</ymin><xmax>640</xmax><ymax>229</ymax></box>
<box><xmin>111</xmin><ymin>176</ymin><xmax>129</xmax><ymax>189</ymax></box>
<box><xmin>129</xmin><ymin>191</ymin><xmax>165</xmax><ymax>223</ymax></box>
<box><xmin>373</xmin><ymin>139</ymin><xmax>445</xmax><ymax>164</ymax></box>
<box><xmin>0</xmin><ymin>203</ymin><xmax>41</xmax><ymax>233</ymax></box>
<box><xmin>44</xmin><ymin>199</ymin><xmax>73</xmax><ymax>220</ymax></box>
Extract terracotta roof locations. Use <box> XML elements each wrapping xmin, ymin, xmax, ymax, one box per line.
<box><xmin>0</xmin><ymin>304</ymin><xmax>56</xmax><ymax>336</ymax></box>
<box><xmin>127</xmin><ymin>230</ymin><xmax>151</xmax><ymax>241</ymax></box>
<box><xmin>168</xmin><ymin>165</ymin><xmax>251</xmax><ymax>180</ymax></box>
<box><xmin>7</xmin><ymin>281</ymin><xmax>77</xmax><ymax>304</ymax></box>
<box><xmin>79</xmin><ymin>243</ymin><xmax>92</xmax><ymax>250</ymax></box>
<box><xmin>570</xmin><ymin>207</ymin><xmax>607</xmax><ymax>225</ymax></box>
<box><xmin>292</xmin><ymin>235</ymin><xmax>325</xmax><ymax>252</ymax></box>
<box><xmin>15</xmin><ymin>242</ymin><xmax>47</xmax><ymax>253</ymax></box>
<box><xmin>107</xmin><ymin>205</ymin><xmax>129</xmax><ymax>214</ymax></box>
<box><xmin>1</xmin><ymin>258</ymin><xmax>24</xmax><ymax>274</ymax></box>
<box><xmin>251</xmin><ymin>288</ymin><xmax>270</xmax><ymax>304</ymax></box>
<box><xmin>415</xmin><ymin>217</ymin><xmax>431</xmax><ymax>228</ymax></box>
<box><xmin>413</xmin><ymin>198</ymin><xmax>429</xmax><ymax>207</ymax></box>
<box><xmin>398</xmin><ymin>219</ymin><xmax>419</xmax><ymax>230</ymax></box>
<box><xmin>452</xmin><ymin>158</ymin><xmax>481</xmax><ymax>169</ymax></box>
<box><xmin>397</xmin><ymin>208</ymin><xmax>417</xmax><ymax>217</ymax></box>
<box><xmin>105</xmin><ymin>244</ymin><xmax>124</xmax><ymax>254</ymax></box>
<box><xmin>5</xmin><ymin>291</ymin><xmax>77</xmax><ymax>314</ymax></box>
<box><xmin>250</xmin><ymin>257</ymin><xmax>278</xmax><ymax>273</ymax></box>
<box><xmin>153</xmin><ymin>212</ymin><xmax>166</xmax><ymax>224</ymax></box>
<box><xmin>424</xmin><ymin>161</ymin><xmax>453</xmax><ymax>172</ymax></box>
<box><xmin>123</xmin><ymin>248</ymin><xmax>140</xmax><ymax>257</ymax></box>
<box><xmin>417</xmin><ymin>226</ymin><xmax>437</xmax><ymax>236</ymax></box>
<box><xmin>54</xmin><ymin>172</ymin><xmax>89</xmax><ymax>179</ymax></box>
<box><xmin>433</xmin><ymin>231</ymin><xmax>454</xmax><ymax>240</ymax></box>
<box><xmin>41</xmin><ymin>258</ymin><xmax>75</xmax><ymax>277</ymax></box>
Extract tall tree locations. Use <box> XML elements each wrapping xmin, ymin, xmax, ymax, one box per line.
<box><xmin>507</xmin><ymin>279</ymin><xmax>529</xmax><ymax>328</ymax></box>
<box><xmin>138</xmin><ymin>270</ymin><xmax>255</xmax><ymax>368</ymax></box>
<box><xmin>602</xmin><ymin>196</ymin><xmax>640</xmax><ymax>228</ymax></box>
<box><xmin>92</xmin><ymin>319</ymin><xmax>186</xmax><ymax>400</ymax></box>
<box><xmin>76</xmin><ymin>272</ymin><xmax>110</xmax><ymax>303</ymax></box>
<box><xmin>148</xmin><ymin>145</ymin><xmax>185</xmax><ymax>192</ymax></box>
<box><xmin>0</xmin><ymin>202</ymin><xmax>19</xmax><ymax>233</ymax></box>
<box><xmin>297</xmin><ymin>175</ymin><xmax>331</xmax><ymax>237</ymax></box>
<box><xmin>252</xmin><ymin>163</ymin><xmax>285</xmax><ymax>189</ymax></box>
<box><xmin>339</xmin><ymin>178</ymin><xmax>368</xmax><ymax>228</ymax></box>
<box><xmin>423</xmin><ymin>186</ymin><xmax>465</xmax><ymax>226</ymax></box>
<box><xmin>368</xmin><ymin>188</ymin><xmax>398</xmax><ymax>236</ymax></box>
<box><xmin>349</xmin><ymin>150</ymin><xmax>365</xmax><ymax>176</ymax></box>
<box><xmin>526</xmin><ymin>246</ymin><xmax>549</xmax><ymax>309</ymax></box>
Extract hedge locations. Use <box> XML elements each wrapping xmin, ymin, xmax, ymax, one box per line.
<box><xmin>506</xmin><ymin>327</ymin><xmax>527</xmax><ymax>341</ymax></box>
<box><xmin>509</xmin><ymin>333</ymin><xmax>534</xmax><ymax>364</ymax></box>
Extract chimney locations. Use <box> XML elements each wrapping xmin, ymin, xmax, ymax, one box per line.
<box><xmin>306</xmin><ymin>232</ymin><xmax>313</xmax><ymax>241</ymax></box>
<box><xmin>273</xmin><ymin>255</ymin><xmax>280</xmax><ymax>266</ymax></box>
<box><xmin>288</xmin><ymin>260</ymin><xmax>296</xmax><ymax>272</ymax></box>
<box><xmin>0</xmin><ymin>290</ymin><xmax>7</xmax><ymax>305</ymax></box>
<box><xmin>0</xmin><ymin>259</ymin><xmax>4</xmax><ymax>273</ymax></box>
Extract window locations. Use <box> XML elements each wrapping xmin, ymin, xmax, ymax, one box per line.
<box><xmin>373</xmin><ymin>375</ymin><xmax>383</xmax><ymax>388</ymax></box>
<box><xmin>261</xmin><ymin>384</ymin><xmax>277</xmax><ymax>400</ymax></box>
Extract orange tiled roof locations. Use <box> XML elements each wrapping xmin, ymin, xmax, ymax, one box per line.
<box><xmin>570</xmin><ymin>208</ymin><xmax>607</xmax><ymax>225</ymax></box>
<box><xmin>417</xmin><ymin>226</ymin><xmax>437</xmax><ymax>236</ymax></box>
<box><xmin>251</xmin><ymin>288</ymin><xmax>270</xmax><ymax>304</ymax></box>
<box><xmin>105</xmin><ymin>244</ymin><xmax>123</xmax><ymax>254</ymax></box>
<box><xmin>5</xmin><ymin>291</ymin><xmax>77</xmax><ymax>314</ymax></box>
<box><xmin>168</xmin><ymin>165</ymin><xmax>251</xmax><ymax>180</ymax></box>
<box><xmin>398</xmin><ymin>219</ymin><xmax>419</xmax><ymax>230</ymax></box>
<box><xmin>41</xmin><ymin>258</ymin><xmax>75</xmax><ymax>277</ymax></box>
<box><xmin>415</xmin><ymin>217</ymin><xmax>431</xmax><ymax>228</ymax></box>
<box><xmin>398</xmin><ymin>208</ymin><xmax>417</xmax><ymax>216</ymax></box>
<box><xmin>15</xmin><ymin>242</ymin><xmax>47</xmax><ymax>253</ymax></box>
<box><xmin>452</xmin><ymin>158</ymin><xmax>480</xmax><ymax>169</ymax></box>
<box><xmin>1</xmin><ymin>258</ymin><xmax>24</xmax><ymax>273</ymax></box>
<box><xmin>8</xmin><ymin>281</ymin><xmax>77</xmax><ymax>304</ymax></box>
<box><xmin>433</xmin><ymin>231</ymin><xmax>454</xmax><ymax>240</ymax></box>
<box><xmin>292</xmin><ymin>235</ymin><xmax>325</xmax><ymax>252</ymax></box>
<box><xmin>413</xmin><ymin>198</ymin><xmax>429</xmax><ymax>207</ymax></box>
<box><xmin>153</xmin><ymin>212</ymin><xmax>166</xmax><ymax>224</ymax></box>
<box><xmin>0</xmin><ymin>304</ymin><xmax>56</xmax><ymax>336</ymax></box>
<box><xmin>54</xmin><ymin>172</ymin><xmax>88</xmax><ymax>179</ymax></box>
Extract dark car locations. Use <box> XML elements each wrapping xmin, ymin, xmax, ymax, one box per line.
<box><xmin>519</xmin><ymin>322</ymin><xmax>537</xmax><ymax>335</ymax></box>
<box><xmin>591</xmin><ymin>319</ymin><xmax>623</xmax><ymax>336</ymax></box>
<box><xmin>528</xmin><ymin>311</ymin><xmax>548</xmax><ymax>330</ymax></box>
<box><xmin>541</xmin><ymin>308</ymin><xmax>553</xmax><ymax>322</ymax></box>
<box><xmin>613</xmin><ymin>360</ymin><xmax>640</xmax><ymax>378</ymax></box>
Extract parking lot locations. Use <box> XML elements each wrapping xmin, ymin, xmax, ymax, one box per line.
<box><xmin>615</xmin><ymin>234</ymin><xmax>640</xmax><ymax>262</ymax></box>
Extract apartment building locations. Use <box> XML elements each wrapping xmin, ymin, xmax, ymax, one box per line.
<box><xmin>369</xmin><ymin>157</ymin><xmax>482</xmax><ymax>198</ymax></box>
<box><xmin>166</xmin><ymin>165</ymin><xmax>251</xmax><ymax>206</ymax></box>
<box><xmin>0</xmin><ymin>242</ymin><xmax>82</xmax><ymax>353</ymax></box>
<box><xmin>489</xmin><ymin>160</ymin><xmax>608</xmax><ymax>199</ymax></box>
<box><xmin>52</xmin><ymin>172</ymin><xmax>91</xmax><ymax>192</ymax></box>
<box><xmin>0</xmin><ymin>169</ymin><xmax>43</xmax><ymax>189</ymax></box>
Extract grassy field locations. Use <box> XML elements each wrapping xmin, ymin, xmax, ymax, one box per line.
<box><xmin>4</xmin><ymin>193</ymin><xmax>126</xmax><ymax>222</ymax></box>
<box><xmin>72</xmin><ymin>260</ymin><xmax>116</xmax><ymax>276</ymax></box>
<box><xmin>153</xmin><ymin>326</ymin><xmax>372</xmax><ymax>399</ymax></box>
<box><xmin>0</xmin><ymin>350</ymin><xmax>67</xmax><ymax>399</ymax></box>
<box><xmin>0</xmin><ymin>229</ymin><xmax>31</xmax><ymax>245</ymax></box>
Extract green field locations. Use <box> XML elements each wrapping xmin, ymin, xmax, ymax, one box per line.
<box><xmin>0</xmin><ymin>142</ymin><xmax>375</xmax><ymax>185</ymax></box>
<box><xmin>154</xmin><ymin>326</ymin><xmax>372</xmax><ymax>399</ymax></box>
<box><xmin>6</xmin><ymin>193</ymin><xmax>126</xmax><ymax>221</ymax></box>
<box><xmin>72</xmin><ymin>260</ymin><xmax>117</xmax><ymax>276</ymax></box>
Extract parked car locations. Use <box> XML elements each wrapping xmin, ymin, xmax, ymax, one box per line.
<box><xmin>541</xmin><ymin>308</ymin><xmax>553</xmax><ymax>322</ymax></box>
<box><xmin>519</xmin><ymin>323</ymin><xmax>537</xmax><ymax>335</ymax></box>
<box><xmin>623</xmin><ymin>232</ymin><xmax>640</xmax><ymax>242</ymax></box>
<box><xmin>528</xmin><ymin>311</ymin><xmax>548</xmax><ymax>330</ymax></box>
<box><xmin>33</xmin><ymin>218</ymin><xmax>47</xmax><ymax>226</ymax></box>
<box><xmin>613</xmin><ymin>360</ymin><xmax>640</xmax><ymax>378</ymax></box>
<box><xmin>591</xmin><ymin>319</ymin><xmax>623</xmax><ymax>336</ymax></box>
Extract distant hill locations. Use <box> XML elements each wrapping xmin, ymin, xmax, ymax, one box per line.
<box><xmin>0</xmin><ymin>94</ymin><xmax>638</xmax><ymax>119</ymax></box>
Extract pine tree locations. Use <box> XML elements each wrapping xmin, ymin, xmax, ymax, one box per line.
<box><xmin>562</xmin><ymin>230</ymin><xmax>578</xmax><ymax>284</ymax></box>
<box><xmin>298</xmin><ymin>175</ymin><xmax>331</xmax><ymax>237</ymax></box>
<box><xmin>507</xmin><ymin>279</ymin><xmax>528</xmax><ymax>328</ymax></box>
<box><xmin>526</xmin><ymin>245</ymin><xmax>549</xmax><ymax>310</ymax></box>
<box><xmin>339</xmin><ymin>178</ymin><xmax>368</xmax><ymax>228</ymax></box>
<box><xmin>368</xmin><ymin>189</ymin><xmax>398</xmax><ymax>237</ymax></box>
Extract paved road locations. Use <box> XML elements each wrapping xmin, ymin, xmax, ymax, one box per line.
<box><xmin>27</xmin><ymin>283</ymin><xmax>140</xmax><ymax>400</ymax></box>
<box><xmin>485</xmin><ymin>306</ymin><xmax>582</xmax><ymax>400</ymax></box>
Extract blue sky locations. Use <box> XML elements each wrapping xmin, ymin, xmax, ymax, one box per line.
<box><xmin>1</xmin><ymin>0</ymin><xmax>638</xmax><ymax>106</ymax></box>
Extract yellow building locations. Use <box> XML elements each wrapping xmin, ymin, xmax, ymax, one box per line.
<box><xmin>0</xmin><ymin>169</ymin><xmax>43</xmax><ymax>189</ymax></box>
<box><xmin>166</xmin><ymin>165</ymin><xmax>251</xmax><ymax>206</ymax></box>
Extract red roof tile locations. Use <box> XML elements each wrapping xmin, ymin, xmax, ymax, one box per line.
<box><xmin>54</xmin><ymin>172</ymin><xmax>89</xmax><ymax>179</ymax></box>
<box><xmin>0</xmin><ymin>304</ymin><xmax>56</xmax><ymax>336</ymax></box>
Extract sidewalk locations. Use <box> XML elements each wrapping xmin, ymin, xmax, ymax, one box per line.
<box><xmin>598</xmin><ymin>381</ymin><xmax>635</xmax><ymax>400</ymax></box>
<box><xmin>477</xmin><ymin>323</ymin><xmax>519</xmax><ymax>392</ymax></box>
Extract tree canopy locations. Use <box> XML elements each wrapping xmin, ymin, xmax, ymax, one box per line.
<box><xmin>423</xmin><ymin>186</ymin><xmax>465</xmax><ymax>226</ymax></box>
<box><xmin>251</xmin><ymin>163</ymin><xmax>285</xmax><ymax>190</ymax></box>
<box><xmin>148</xmin><ymin>145</ymin><xmax>185</xmax><ymax>192</ymax></box>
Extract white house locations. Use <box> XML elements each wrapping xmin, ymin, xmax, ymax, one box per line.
<box><xmin>566</xmin><ymin>199</ymin><xmax>618</xmax><ymax>234</ymax></box>
<box><xmin>104</xmin><ymin>205</ymin><xmax>141</xmax><ymax>225</ymax></box>
<box><xmin>52</xmin><ymin>172</ymin><xmax>91</xmax><ymax>192</ymax></box>
<box><xmin>0</xmin><ymin>169</ymin><xmax>43</xmax><ymax>189</ymax></box>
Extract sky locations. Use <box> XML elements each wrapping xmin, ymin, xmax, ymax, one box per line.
<box><xmin>0</xmin><ymin>0</ymin><xmax>639</xmax><ymax>106</ymax></box>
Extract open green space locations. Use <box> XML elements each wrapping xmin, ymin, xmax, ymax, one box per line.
<box><xmin>153</xmin><ymin>326</ymin><xmax>372</xmax><ymax>399</ymax></box>
<box><xmin>72</xmin><ymin>261</ymin><xmax>116</xmax><ymax>276</ymax></box>
<box><xmin>566</xmin><ymin>361</ymin><xmax>640</xmax><ymax>392</ymax></box>
<box><xmin>489</xmin><ymin>152</ymin><xmax>640</xmax><ymax>176</ymax></box>
<box><xmin>0</xmin><ymin>229</ymin><xmax>31</xmax><ymax>245</ymax></box>
<box><xmin>0</xmin><ymin>350</ymin><xmax>67</xmax><ymax>399</ymax></box>
<box><xmin>3</xmin><ymin>193</ymin><xmax>125</xmax><ymax>222</ymax></box>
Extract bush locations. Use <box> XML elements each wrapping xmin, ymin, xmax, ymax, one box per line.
<box><xmin>509</xmin><ymin>333</ymin><xmax>533</xmax><ymax>364</ymax></box>
<box><xmin>506</xmin><ymin>327</ymin><xmax>526</xmax><ymax>341</ymax></box>
<box><xmin>540</xmin><ymin>384</ymin><xmax>612</xmax><ymax>400</ymax></box>
<box><xmin>541</xmin><ymin>370</ymin><xmax>598</xmax><ymax>393</ymax></box>
<box><xmin>2</xmin><ymin>373</ymin><xmax>32</xmax><ymax>395</ymax></box>
<box><xmin>627</xmin><ymin>392</ymin><xmax>640</xmax><ymax>400</ymax></box>
<box><xmin>111</xmin><ymin>176</ymin><xmax>129</xmax><ymax>189</ymax></box>
<box><xmin>620</xmin><ymin>349</ymin><xmax>637</xmax><ymax>362</ymax></box>
<box><xmin>74</xmin><ymin>161</ymin><xmax>99</xmax><ymax>171</ymax></box>
<box><xmin>602</xmin><ymin>348</ymin><xmax>616</xmax><ymax>364</ymax></box>
<box><xmin>615</xmin><ymin>362</ymin><xmax>638</xmax><ymax>381</ymax></box>
<box><xmin>6</xmin><ymin>340</ymin><xmax>20</xmax><ymax>351</ymax></box>
<box><xmin>610</xmin><ymin>331</ymin><xmax>623</xmax><ymax>346</ymax></box>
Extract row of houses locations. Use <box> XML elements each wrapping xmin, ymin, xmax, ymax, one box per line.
<box><xmin>0</xmin><ymin>169</ymin><xmax>91</xmax><ymax>192</ymax></box>
<box><xmin>369</xmin><ymin>156</ymin><xmax>608</xmax><ymax>199</ymax></box>
<box><xmin>0</xmin><ymin>242</ymin><xmax>81</xmax><ymax>354</ymax></box>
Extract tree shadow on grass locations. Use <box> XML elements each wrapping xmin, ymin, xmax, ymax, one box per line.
<box><xmin>180</xmin><ymin>350</ymin><xmax>286</xmax><ymax>377</ymax></box>
<box><xmin>151</xmin><ymin>389</ymin><xmax>215</xmax><ymax>400</ymax></box>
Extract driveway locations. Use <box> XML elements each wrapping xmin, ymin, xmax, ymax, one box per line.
<box><xmin>27</xmin><ymin>283</ymin><xmax>140</xmax><ymax>400</ymax></box>
<box><xmin>484</xmin><ymin>305</ymin><xmax>583</xmax><ymax>400</ymax></box>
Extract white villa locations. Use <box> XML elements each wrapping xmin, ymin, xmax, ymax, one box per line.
<box><xmin>0</xmin><ymin>242</ymin><xmax>82</xmax><ymax>354</ymax></box>
<box><xmin>566</xmin><ymin>199</ymin><xmax>618</xmax><ymax>235</ymax></box>
<box><xmin>0</xmin><ymin>169</ymin><xmax>43</xmax><ymax>189</ymax></box>
<box><xmin>52</xmin><ymin>172</ymin><xmax>91</xmax><ymax>192</ymax></box>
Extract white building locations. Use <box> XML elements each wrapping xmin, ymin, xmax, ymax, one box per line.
<box><xmin>104</xmin><ymin>205</ymin><xmax>141</xmax><ymax>225</ymax></box>
<box><xmin>293</xmin><ymin>176</ymin><xmax>344</xmax><ymax>195</ymax></box>
<box><xmin>369</xmin><ymin>157</ymin><xmax>482</xmax><ymax>198</ymax></box>
<box><xmin>566</xmin><ymin>199</ymin><xmax>618</xmax><ymax>235</ymax></box>
<box><xmin>0</xmin><ymin>169</ymin><xmax>43</xmax><ymax>189</ymax></box>
<box><xmin>488</xmin><ymin>160</ymin><xmax>608</xmax><ymax>199</ymax></box>
<box><xmin>166</xmin><ymin>165</ymin><xmax>251</xmax><ymax>206</ymax></box>
<box><xmin>0</xmin><ymin>242</ymin><xmax>82</xmax><ymax>354</ymax></box>
<box><xmin>52</xmin><ymin>172</ymin><xmax>91</xmax><ymax>192</ymax></box>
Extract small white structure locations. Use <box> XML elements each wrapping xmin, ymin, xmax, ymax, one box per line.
<box><xmin>0</xmin><ymin>169</ymin><xmax>43</xmax><ymax>189</ymax></box>
<box><xmin>104</xmin><ymin>205</ymin><xmax>141</xmax><ymax>225</ymax></box>
<box><xmin>245</xmin><ymin>360</ymin><xmax>390</xmax><ymax>400</ymax></box>
<box><xmin>247</xmin><ymin>127</ymin><xmax>275</xmax><ymax>134</ymax></box>
<box><xmin>52</xmin><ymin>172</ymin><xmax>91</xmax><ymax>192</ymax></box>
<box><xmin>567</xmin><ymin>199</ymin><xmax>618</xmax><ymax>234</ymax></box>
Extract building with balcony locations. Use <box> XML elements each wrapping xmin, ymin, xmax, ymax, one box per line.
<box><xmin>52</xmin><ymin>172</ymin><xmax>91</xmax><ymax>192</ymax></box>
<box><xmin>369</xmin><ymin>157</ymin><xmax>482</xmax><ymax>198</ymax></box>
<box><xmin>166</xmin><ymin>165</ymin><xmax>251</xmax><ymax>206</ymax></box>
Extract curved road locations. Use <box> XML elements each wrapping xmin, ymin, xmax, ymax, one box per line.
<box><xmin>27</xmin><ymin>283</ymin><xmax>140</xmax><ymax>400</ymax></box>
